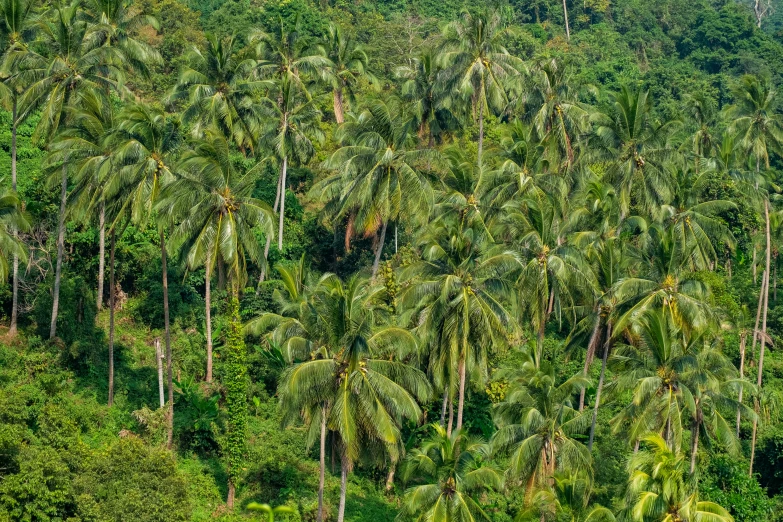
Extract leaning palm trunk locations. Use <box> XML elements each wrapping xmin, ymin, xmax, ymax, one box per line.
<box><xmin>371</xmin><ymin>221</ymin><xmax>388</xmax><ymax>278</ymax></box>
<box><xmin>337</xmin><ymin>453</ymin><xmax>349</xmax><ymax>522</ymax></box>
<box><xmin>588</xmin><ymin>321</ymin><xmax>612</xmax><ymax>451</ymax></box>
<box><xmin>477</xmin><ymin>83</ymin><xmax>485</xmax><ymax>167</ymax></box>
<box><xmin>333</xmin><ymin>87</ymin><xmax>345</xmax><ymax>124</ymax></box>
<box><xmin>161</xmin><ymin>231</ymin><xmax>173</xmax><ymax>448</ymax></box>
<box><xmin>456</xmin><ymin>356</ymin><xmax>467</xmax><ymax>432</ymax></box>
<box><xmin>50</xmin><ymin>164</ymin><xmax>68</xmax><ymax>339</ymax></box>
<box><xmin>562</xmin><ymin>0</ymin><xmax>570</xmax><ymax>40</ymax></box>
<box><xmin>318</xmin><ymin>404</ymin><xmax>328</xmax><ymax>522</ymax></box>
<box><xmin>96</xmin><ymin>202</ymin><xmax>106</xmax><ymax>310</ymax></box>
<box><xmin>690</xmin><ymin>407</ymin><xmax>702</xmax><ymax>474</ymax></box>
<box><xmin>108</xmin><ymin>230</ymin><xmax>116</xmax><ymax>406</ymax></box>
<box><xmin>579</xmin><ymin>311</ymin><xmax>602</xmax><ymax>411</ymax></box>
<box><xmin>205</xmin><ymin>257</ymin><xmax>213</xmax><ymax>383</ymax></box>
<box><xmin>277</xmin><ymin>155</ymin><xmax>288</xmax><ymax>250</ymax></box>
<box><xmin>736</xmin><ymin>330</ymin><xmax>749</xmax><ymax>436</ymax></box>
<box><xmin>750</xmin><ymin>199</ymin><xmax>772</xmax><ymax>476</ymax></box>
<box><xmin>10</xmin><ymin>100</ymin><xmax>19</xmax><ymax>335</ymax></box>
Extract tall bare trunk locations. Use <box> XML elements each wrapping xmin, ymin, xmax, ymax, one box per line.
<box><xmin>108</xmin><ymin>230</ymin><xmax>116</xmax><ymax>406</ymax></box>
<box><xmin>227</xmin><ymin>481</ymin><xmax>235</xmax><ymax>510</ymax></box>
<box><xmin>371</xmin><ymin>221</ymin><xmax>388</xmax><ymax>278</ymax></box>
<box><xmin>96</xmin><ymin>202</ymin><xmax>105</xmax><ymax>311</ymax></box>
<box><xmin>579</xmin><ymin>312</ymin><xmax>601</xmax><ymax>411</ymax></box>
<box><xmin>456</xmin><ymin>356</ymin><xmax>466</xmax><ymax>432</ymax></box>
<box><xmin>333</xmin><ymin>87</ymin><xmax>345</xmax><ymax>124</ymax></box>
<box><xmin>447</xmin><ymin>394</ymin><xmax>454</xmax><ymax>437</ymax></box>
<box><xmin>562</xmin><ymin>0</ymin><xmax>571</xmax><ymax>40</ymax></box>
<box><xmin>318</xmin><ymin>405</ymin><xmax>327</xmax><ymax>522</ymax></box>
<box><xmin>277</xmin><ymin>155</ymin><xmax>288</xmax><ymax>250</ymax></box>
<box><xmin>385</xmin><ymin>462</ymin><xmax>396</xmax><ymax>491</ymax></box>
<box><xmin>337</xmin><ymin>454</ymin><xmax>348</xmax><ymax>522</ymax></box>
<box><xmin>257</xmin><ymin>172</ymin><xmax>283</xmax><ymax>289</ymax></box>
<box><xmin>161</xmin><ymin>231</ymin><xmax>173</xmax><ymax>448</ymax></box>
<box><xmin>588</xmin><ymin>321</ymin><xmax>611</xmax><ymax>451</ymax></box>
<box><xmin>750</xmin><ymin>198</ymin><xmax>771</xmax><ymax>477</ymax></box>
<box><xmin>10</xmin><ymin>101</ymin><xmax>18</xmax><ymax>336</ymax></box>
<box><xmin>736</xmin><ymin>332</ymin><xmax>748</xmax><ymax>437</ymax></box>
<box><xmin>156</xmin><ymin>338</ymin><xmax>165</xmax><ymax>408</ymax></box>
<box><xmin>205</xmin><ymin>257</ymin><xmax>213</xmax><ymax>383</ymax></box>
<box><xmin>477</xmin><ymin>82</ymin><xmax>484</xmax><ymax>167</ymax></box>
<box><xmin>440</xmin><ymin>389</ymin><xmax>448</xmax><ymax>427</ymax></box>
<box><xmin>690</xmin><ymin>413</ymin><xmax>700</xmax><ymax>474</ymax></box>
<box><xmin>50</xmin><ymin>164</ymin><xmax>68</xmax><ymax>339</ymax></box>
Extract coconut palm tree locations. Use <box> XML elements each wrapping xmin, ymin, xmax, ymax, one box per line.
<box><xmin>158</xmin><ymin>133</ymin><xmax>275</xmax><ymax>383</ymax></box>
<box><xmin>320</xmin><ymin>23</ymin><xmax>375</xmax><ymax>124</ymax></box>
<box><xmin>14</xmin><ymin>0</ymin><xmax>121</xmax><ymax>339</ymax></box>
<box><xmin>517</xmin><ymin>471</ymin><xmax>615</xmax><ymax>522</ymax></box>
<box><xmin>621</xmin><ymin>434</ymin><xmax>733</xmax><ymax>522</ymax></box>
<box><xmin>0</xmin><ymin>0</ymin><xmax>37</xmax><ymax>336</ymax></box>
<box><xmin>276</xmin><ymin>274</ymin><xmax>431</xmax><ymax>522</ymax></box>
<box><xmin>314</xmin><ymin>97</ymin><xmax>434</xmax><ymax>277</ymax></box>
<box><xmin>168</xmin><ymin>33</ymin><xmax>262</xmax><ymax>151</ymax></box>
<box><xmin>402</xmin><ymin>212</ymin><xmax>514</xmax><ymax>435</ymax></box>
<box><xmin>398</xmin><ymin>424</ymin><xmax>502</xmax><ymax>522</ymax></box>
<box><xmin>439</xmin><ymin>9</ymin><xmax>524</xmax><ymax>166</ymax></box>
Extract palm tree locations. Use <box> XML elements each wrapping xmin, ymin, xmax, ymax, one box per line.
<box><xmin>439</xmin><ymin>9</ymin><xmax>523</xmax><ymax>166</ymax></box>
<box><xmin>491</xmin><ymin>353</ymin><xmax>592</xmax><ymax>497</ymax></box>
<box><xmin>621</xmin><ymin>434</ymin><xmax>733</xmax><ymax>522</ymax></box>
<box><xmin>276</xmin><ymin>274</ymin><xmax>431</xmax><ymax>522</ymax></box>
<box><xmin>0</xmin><ymin>0</ymin><xmax>37</xmax><ymax>336</ymax></box>
<box><xmin>314</xmin><ymin>97</ymin><xmax>433</xmax><ymax>277</ymax></box>
<box><xmin>402</xmin><ymin>214</ymin><xmax>514</xmax><ymax>435</ymax></box>
<box><xmin>14</xmin><ymin>0</ymin><xmax>121</xmax><ymax>339</ymax></box>
<box><xmin>168</xmin><ymin>33</ymin><xmax>262</xmax><ymax>151</ymax></box>
<box><xmin>158</xmin><ymin>133</ymin><xmax>275</xmax><ymax>383</ymax></box>
<box><xmin>258</xmin><ymin>73</ymin><xmax>322</xmax><ymax>259</ymax></box>
<box><xmin>109</xmin><ymin>102</ymin><xmax>181</xmax><ymax>441</ymax></box>
<box><xmin>517</xmin><ymin>471</ymin><xmax>615</xmax><ymax>522</ymax></box>
<box><xmin>398</xmin><ymin>424</ymin><xmax>502</xmax><ymax>522</ymax></box>
<box><xmin>321</xmin><ymin>23</ymin><xmax>375</xmax><ymax>123</ymax></box>
<box><xmin>590</xmin><ymin>86</ymin><xmax>677</xmax><ymax>219</ymax></box>
<box><xmin>0</xmin><ymin>186</ymin><xmax>28</xmax><ymax>282</ymax></box>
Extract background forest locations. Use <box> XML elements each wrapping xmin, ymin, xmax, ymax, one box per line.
<box><xmin>1</xmin><ymin>0</ymin><xmax>783</xmax><ymax>521</ymax></box>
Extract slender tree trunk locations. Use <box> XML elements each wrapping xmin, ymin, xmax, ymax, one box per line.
<box><xmin>562</xmin><ymin>0</ymin><xmax>571</xmax><ymax>40</ymax></box>
<box><xmin>750</xmin><ymin>198</ymin><xmax>772</xmax><ymax>477</ymax></box>
<box><xmin>690</xmin><ymin>415</ymin><xmax>700</xmax><ymax>474</ymax></box>
<box><xmin>257</xmin><ymin>172</ymin><xmax>283</xmax><ymax>289</ymax></box>
<box><xmin>737</xmin><ymin>332</ymin><xmax>748</xmax><ymax>437</ymax></box>
<box><xmin>161</xmin><ymin>231</ymin><xmax>174</xmax><ymax>448</ymax></box>
<box><xmin>477</xmin><ymin>82</ymin><xmax>484</xmax><ymax>167</ymax></box>
<box><xmin>385</xmin><ymin>462</ymin><xmax>396</xmax><ymax>491</ymax></box>
<box><xmin>456</xmin><ymin>357</ymin><xmax>466</xmax><ymax>432</ymax></box>
<box><xmin>205</xmin><ymin>257</ymin><xmax>213</xmax><ymax>383</ymax></box>
<box><xmin>96</xmin><ymin>202</ymin><xmax>106</xmax><ymax>311</ymax></box>
<box><xmin>440</xmin><ymin>389</ymin><xmax>448</xmax><ymax>427</ymax></box>
<box><xmin>227</xmin><ymin>481</ymin><xmax>235</xmax><ymax>510</ymax></box>
<box><xmin>337</xmin><ymin>454</ymin><xmax>348</xmax><ymax>522</ymax></box>
<box><xmin>579</xmin><ymin>312</ymin><xmax>602</xmax><ymax>411</ymax></box>
<box><xmin>447</xmin><ymin>394</ymin><xmax>454</xmax><ymax>437</ymax></box>
<box><xmin>108</xmin><ymin>230</ymin><xmax>116</xmax><ymax>406</ymax></box>
<box><xmin>588</xmin><ymin>321</ymin><xmax>611</xmax><ymax>451</ymax></box>
<box><xmin>318</xmin><ymin>405</ymin><xmax>327</xmax><ymax>522</ymax></box>
<box><xmin>775</xmin><ymin>256</ymin><xmax>778</xmax><ymax>302</ymax></box>
<box><xmin>371</xmin><ymin>221</ymin><xmax>388</xmax><ymax>278</ymax></box>
<box><xmin>333</xmin><ymin>87</ymin><xmax>345</xmax><ymax>124</ymax></box>
<box><xmin>156</xmin><ymin>338</ymin><xmax>165</xmax><ymax>408</ymax></box>
<box><xmin>278</xmin><ymin>156</ymin><xmax>288</xmax><ymax>250</ymax></box>
<box><xmin>50</xmin><ymin>164</ymin><xmax>68</xmax><ymax>339</ymax></box>
<box><xmin>753</xmin><ymin>247</ymin><xmax>758</xmax><ymax>284</ymax></box>
<box><xmin>10</xmin><ymin>101</ymin><xmax>18</xmax><ymax>336</ymax></box>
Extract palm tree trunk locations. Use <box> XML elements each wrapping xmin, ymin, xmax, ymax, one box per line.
<box><xmin>205</xmin><ymin>257</ymin><xmax>213</xmax><ymax>383</ymax></box>
<box><xmin>750</xmin><ymin>198</ymin><xmax>772</xmax><ymax>477</ymax></box>
<box><xmin>456</xmin><ymin>356</ymin><xmax>466</xmax><ymax>432</ymax></box>
<box><xmin>318</xmin><ymin>405</ymin><xmax>327</xmax><ymax>522</ymax></box>
<box><xmin>333</xmin><ymin>87</ymin><xmax>345</xmax><ymax>124</ymax></box>
<box><xmin>227</xmin><ymin>480</ymin><xmax>235</xmax><ymax>510</ymax></box>
<box><xmin>257</xmin><ymin>172</ymin><xmax>283</xmax><ymax>289</ymax></box>
<box><xmin>753</xmin><ymin>247</ymin><xmax>758</xmax><ymax>284</ymax></box>
<box><xmin>277</xmin><ymin>155</ymin><xmax>288</xmax><ymax>250</ymax></box>
<box><xmin>736</xmin><ymin>331</ymin><xmax>748</xmax><ymax>437</ymax></box>
<box><xmin>562</xmin><ymin>0</ymin><xmax>571</xmax><ymax>40</ymax></box>
<box><xmin>588</xmin><ymin>321</ymin><xmax>611</xmax><ymax>451</ymax></box>
<box><xmin>50</xmin><ymin>164</ymin><xmax>68</xmax><ymax>339</ymax></box>
<box><xmin>385</xmin><ymin>461</ymin><xmax>396</xmax><ymax>491</ymax></box>
<box><xmin>108</xmin><ymin>229</ymin><xmax>116</xmax><ymax>407</ymax></box>
<box><xmin>371</xmin><ymin>221</ymin><xmax>388</xmax><ymax>278</ymax></box>
<box><xmin>337</xmin><ymin>454</ymin><xmax>348</xmax><ymax>522</ymax></box>
<box><xmin>447</xmin><ymin>394</ymin><xmax>454</xmax><ymax>437</ymax></box>
<box><xmin>10</xmin><ymin>100</ymin><xmax>18</xmax><ymax>336</ymax></box>
<box><xmin>579</xmin><ymin>312</ymin><xmax>602</xmax><ymax>411</ymax></box>
<box><xmin>161</xmin><ymin>231</ymin><xmax>174</xmax><ymax>449</ymax></box>
<box><xmin>478</xmin><ymin>81</ymin><xmax>484</xmax><ymax>167</ymax></box>
<box><xmin>96</xmin><ymin>202</ymin><xmax>106</xmax><ymax>311</ymax></box>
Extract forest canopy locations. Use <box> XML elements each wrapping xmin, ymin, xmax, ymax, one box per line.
<box><xmin>1</xmin><ymin>0</ymin><xmax>783</xmax><ymax>521</ymax></box>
